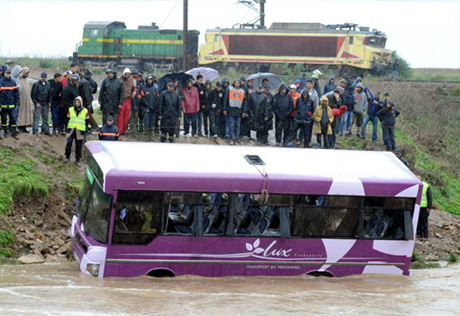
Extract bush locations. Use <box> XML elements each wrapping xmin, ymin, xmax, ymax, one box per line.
<box><xmin>452</xmin><ymin>86</ymin><xmax>460</xmax><ymax>96</ymax></box>
<box><xmin>39</xmin><ymin>59</ymin><xmax>54</xmax><ymax>69</ymax></box>
<box><xmin>392</xmin><ymin>51</ymin><xmax>412</xmax><ymax>79</ymax></box>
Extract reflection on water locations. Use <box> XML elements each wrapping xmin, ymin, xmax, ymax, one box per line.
<box><xmin>1</xmin><ymin>260</ymin><xmax>459</xmax><ymax>316</ymax></box>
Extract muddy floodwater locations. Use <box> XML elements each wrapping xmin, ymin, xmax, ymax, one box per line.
<box><xmin>1</xmin><ymin>260</ymin><xmax>459</xmax><ymax>316</ymax></box>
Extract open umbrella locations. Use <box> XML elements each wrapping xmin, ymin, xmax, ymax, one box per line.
<box><xmin>186</xmin><ymin>67</ymin><xmax>220</xmax><ymax>82</ymax></box>
<box><xmin>246</xmin><ymin>72</ymin><xmax>282</xmax><ymax>91</ymax></box>
<box><xmin>158</xmin><ymin>72</ymin><xmax>194</xmax><ymax>92</ymax></box>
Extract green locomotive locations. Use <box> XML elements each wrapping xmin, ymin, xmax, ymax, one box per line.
<box><xmin>72</xmin><ymin>21</ymin><xmax>199</xmax><ymax>71</ymax></box>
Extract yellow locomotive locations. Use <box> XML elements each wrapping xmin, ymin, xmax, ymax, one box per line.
<box><xmin>199</xmin><ymin>23</ymin><xmax>393</xmax><ymax>76</ymax></box>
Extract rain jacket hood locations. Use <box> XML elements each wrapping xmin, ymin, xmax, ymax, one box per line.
<box><xmin>83</xmin><ymin>69</ymin><xmax>93</xmax><ymax>80</ymax></box>
<box><xmin>73</xmin><ymin>96</ymin><xmax>83</xmax><ymax>107</ymax></box>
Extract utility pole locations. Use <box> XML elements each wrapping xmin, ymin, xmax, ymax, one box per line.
<box><xmin>260</xmin><ymin>0</ymin><xmax>265</xmax><ymax>27</ymax></box>
<box><xmin>183</xmin><ymin>0</ymin><xmax>189</xmax><ymax>71</ymax></box>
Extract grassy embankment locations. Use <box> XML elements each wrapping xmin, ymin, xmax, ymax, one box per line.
<box><xmin>0</xmin><ymin>148</ymin><xmax>49</xmax><ymax>262</ymax></box>
<box><xmin>0</xmin><ymin>143</ymin><xmax>83</xmax><ymax>262</ymax></box>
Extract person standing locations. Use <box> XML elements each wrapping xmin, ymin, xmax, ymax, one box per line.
<box><xmin>194</xmin><ymin>74</ymin><xmax>205</xmax><ymax>136</ymax></box>
<box><xmin>208</xmin><ymin>81</ymin><xmax>225</xmax><ymax>138</ymax></box>
<box><xmin>288</xmin><ymin>89</ymin><xmax>314</xmax><ymax>148</ymax></box>
<box><xmin>98</xmin><ymin>115</ymin><xmax>119</xmax><ymax>141</ymax></box>
<box><xmin>376</xmin><ymin>100</ymin><xmax>400</xmax><ymax>151</ymax></box>
<box><xmin>10</xmin><ymin>65</ymin><xmax>23</xmax><ymax>122</ymax></box>
<box><xmin>248</xmin><ymin>85</ymin><xmax>271</xmax><ymax>145</ymax></box>
<box><xmin>352</xmin><ymin>83</ymin><xmax>367</xmax><ymax>137</ymax></box>
<box><xmin>16</xmin><ymin>67</ymin><xmax>33</xmax><ymax>133</ymax></box>
<box><xmin>99</xmin><ymin>68</ymin><xmax>124</xmax><ymax>125</ymax></box>
<box><xmin>323</xmin><ymin>76</ymin><xmax>336</xmax><ymax>95</ymax></box>
<box><xmin>0</xmin><ymin>68</ymin><xmax>20</xmax><ymax>139</ymax></box>
<box><xmin>140</xmin><ymin>74</ymin><xmax>160</xmax><ymax>134</ymax></box>
<box><xmin>201</xmin><ymin>80</ymin><xmax>213</xmax><ymax>137</ymax></box>
<box><xmin>361</xmin><ymin>91</ymin><xmax>383</xmax><ymax>142</ymax></box>
<box><xmin>48</xmin><ymin>73</ymin><xmax>63</xmax><ymax>135</ymax></box>
<box><xmin>61</xmin><ymin>74</ymin><xmax>80</xmax><ymax>135</ymax></box>
<box><xmin>158</xmin><ymin>82</ymin><xmax>181</xmax><ymax>143</ymax></box>
<box><xmin>117</xmin><ymin>68</ymin><xmax>135</xmax><ymax>135</ymax></box>
<box><xmin>313</xmin><ymin>96</ymin><xmax>334</xmax><ymax>149</ymax></box>
<box><xmin>31</xmin><ymin>72</ymin><xmax>52</xmax><ymax>136</ymax></box>
<box><xmin>129</xmin><ymin>70</ymin><xmax>144</xmax><ymax>134</ymax></box>
<box><xmin>65</xmin><ymin>96</ymin><xmax>88</xmax><ymax>166</ymax></box>
<box><xmin>182</xmin><ymin>79</ymin><xmax>200</xmax><ymax>137</ymax></box>
<box><xmin>416</xmin><ymin>176</ymin><xmax>432</xmax><ymax>239</ymax></box>
<box><xmin>79</xmin><ymin>69</ymin><xmax>99</xmax><ymax>132</ymax></box>
<box><xmin>272</xmin><ymin>84</ymin><xmax>293</xmax><ymax>146</ymax></box>
<box><xmin>224</xmin><ymin>79</ymin><xmax>247</xmax><ymax>145</ymax></box>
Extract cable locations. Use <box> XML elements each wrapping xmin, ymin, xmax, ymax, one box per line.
<box><xmin>160</xmin><ymin>0</ymin><xmax>181</xmax><ymax>28</ymax></box>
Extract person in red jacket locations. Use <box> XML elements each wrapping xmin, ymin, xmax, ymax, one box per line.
<box><xmin>182</xmin><ymin>79</ymin><xmax>200</xmax><ymax>137</ymax></box>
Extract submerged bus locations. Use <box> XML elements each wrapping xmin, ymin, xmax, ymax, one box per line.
<box><xmin>71</xmin><ymin>141</ymin><xmax>422</xmax><ymax>278</ymax></box>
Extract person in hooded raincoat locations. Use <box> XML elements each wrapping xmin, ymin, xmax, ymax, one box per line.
<box><xmin>65</xmin><ymin>96</ymin><xmax>89</xmax><ymax>166</ymax></box>
<box><xmin>98</xmin><ymin>68</ymin><xmax>124</xmax><ymax>125</ymax></box>
<box><xmin>248</xmin><ymin>85</ymin><xmax>270</xmax><ymax>144</ymax></box>
<box><xmin>272</xmin><ymin>84</ymin><xmax>293</xmax><ymax>145</ymax></box>
<box><xmin>140</xmin><ymin>74</ymin><xmax>160</xmax><ymax>134</ymax></box>
<box><xmin>79</xmin><ymin>69</ymin><xmax>99</xmax><ymax>132</ymax></box>
<box><xmin>313</xmin><ymin>96</ymin><xmax>334</xmax><ymax>149</ymax></box>
<box><xmin>158</xmin><ymin>82</ymin><xmax>182</xmax><ymax>143</ymax></box>
<box><xmin>288</xmin><ymin>89</ymin><xmax>314</xmax><ymax>148</ymax></box>
<box><xmin>376</xmin><ymin>100</ymin><xmax>400</xmax><ymax>151</ymax></box>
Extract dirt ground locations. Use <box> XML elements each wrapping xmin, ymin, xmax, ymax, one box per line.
<box><xmin>1</xmin><ymin>130</ymin><xmax>459</xmax><ymax>265</ymax></box>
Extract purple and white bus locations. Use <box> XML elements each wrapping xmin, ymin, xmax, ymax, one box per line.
<box><xmin>71</xmin><ymin>141</ymin><xmax>422</xmax><ymax>278</ymax></box>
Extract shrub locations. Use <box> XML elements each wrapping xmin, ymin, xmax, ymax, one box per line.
<box><xmin>452</xmin><ymin>86</ymin><xmax>460</xmax><ymax>96</ymax></box>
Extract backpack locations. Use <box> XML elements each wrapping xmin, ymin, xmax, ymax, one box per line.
<box><xmin>89</xmin><ymin>78</ymin><xmax>98</xmax><ymax>94</ymax></box>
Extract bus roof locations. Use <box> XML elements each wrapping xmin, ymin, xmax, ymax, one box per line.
<box><xmin>86</xmin><ymin>141</ymin><xmax>421</xmax><ymax>198</ymax></box>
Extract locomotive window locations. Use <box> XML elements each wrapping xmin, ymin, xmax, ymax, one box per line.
<box><xmin>90</xmin><ymin>29</ymin><xmax>98</xmax><ymax>37</ymax></box>
<box><xmin>214</xmin><ymin>35</ymin><xmax>219</xmax><ymax>42</ymax></box>
<box><xmin>349</xmin><ymin>37</ymin><xmax>354</xmax><ymax>45</ymax></box>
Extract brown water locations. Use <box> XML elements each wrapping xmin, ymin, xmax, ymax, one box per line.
<box><xmin>1</xmin><ymin>260</ymin><xmax>459</xmax><ymax>316</ymax></box>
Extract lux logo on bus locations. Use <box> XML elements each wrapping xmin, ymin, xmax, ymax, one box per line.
<box><xmin>246</xmin><ymin>239</ymin><xmax>292</xmax><ymax>258</ymax></box>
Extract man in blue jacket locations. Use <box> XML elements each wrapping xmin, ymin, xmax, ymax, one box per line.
<box><xmin>0</xmin><ymin>68</ymin><xmax>20</xmax><ymax>139</ymax></box>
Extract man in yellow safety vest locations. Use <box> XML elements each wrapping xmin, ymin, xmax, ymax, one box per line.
<box><xmin>65</xmin><ymin>96</ymin><xmax>88</xmax><ymax>166</ymax></box>
<box><xmin>417</xmin><ymin>175</ymin><xmax>433</xmax><ymax>240</ymax></box>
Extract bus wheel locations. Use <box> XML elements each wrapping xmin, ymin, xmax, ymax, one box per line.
<box><xmin>147</xmin><ymin>269</ymin><xmax>175</xmax><ymax>278</ymax></box>
<box><xmin>307</xmin><ymin>271</ymin><xmax>333</xmax><ymax>277</ymax></box>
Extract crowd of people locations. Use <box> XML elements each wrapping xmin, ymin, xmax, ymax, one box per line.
<box><xmin>0</xmin><ymin>62</ymin><xmax>403</xmax><ymax>152</ymax></box>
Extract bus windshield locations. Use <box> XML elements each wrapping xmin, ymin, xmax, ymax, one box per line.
<box><xmin>79</xmin><ymin>169</ymin><xmax>112</xmax><ymax>244</ymax></box>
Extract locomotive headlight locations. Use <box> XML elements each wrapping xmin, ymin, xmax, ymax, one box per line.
<box><xmin>373</xmin><ymin>55</ymin><xmax>379</xmax><ymax>61</ymax></box>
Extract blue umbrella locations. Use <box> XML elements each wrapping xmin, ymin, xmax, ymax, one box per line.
<box><xmin>186</xmin><ymin>67</ymin><xmax>220</xmax><ymax>82</ymax></box>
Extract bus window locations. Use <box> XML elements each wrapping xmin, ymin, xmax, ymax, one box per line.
<box><xmin>234</xmin><ymin>194</ymin><xmax>291</xmax><ymax>237</ymax></box>
<box><xmin>82</xmin><ymin>181</ymin><xmax>112</xmax><ymax>244</ymax></box>
<box><xmin>291</xmin><ymin>195</ymin><xmax>360</xmax><ymax>238</ymax></box>
<box><xmin>113</xmin><ymin>190</ymin><xmax>163</xmax><ymax>244</ymax></box>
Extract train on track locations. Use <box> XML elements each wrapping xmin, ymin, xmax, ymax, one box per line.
<box><xmin>72</xmin><ymin>21</ymin><xmax>393</xmax><ymax>76</ymax></box>
<box><xmin>71</xmin><ymin>21</ymin><xmax>199</xmax><ymax>72</ymax></box>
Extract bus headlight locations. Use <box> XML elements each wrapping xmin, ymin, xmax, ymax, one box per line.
<box><xmin>86</xmin><ymin>263</ymin><xmax>100</xmax><ymax>276</ymax></box>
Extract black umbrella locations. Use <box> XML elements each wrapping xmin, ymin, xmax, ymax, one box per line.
<box><xmin>158</xmin><ymin>72</ymin><xmax>194</xmax><ymax>92</ymax></box>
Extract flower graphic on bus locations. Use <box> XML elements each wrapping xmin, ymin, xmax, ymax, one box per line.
<box><xmin>245</xmin><ymin>239</ymin><xmax>264</xmax><ymax>254</ymax></box>
<box><xmin>246</xmin><ymin>239</ymin><xmax>293</xmax><ymax>258</ymax></box>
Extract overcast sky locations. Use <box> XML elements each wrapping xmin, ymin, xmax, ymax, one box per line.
<box><xmin>1</xmin><ymin>0</ymin><xmax>459</xmax><ymax>68</ymax></box>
